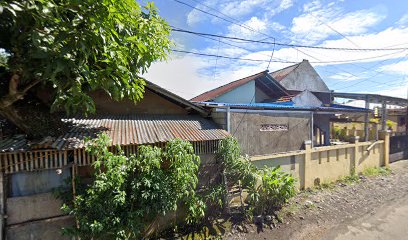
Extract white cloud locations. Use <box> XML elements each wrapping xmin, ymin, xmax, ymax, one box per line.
<box><xmin>227</xmin><ymin>16</ymin><xmax>268</xmax><ymax>38</ymax></box>
<box><xmin>186</xmin><ymin>0</ymin><xmax>293</xmax><ymax>26</ymax></box>
<box><xmin>291</xmin><ymin>2</ymin><xmax>385</xmax><ymax>44</ymax></box>
<box><xmin>398</xmin><ymin>14</ymin><xmax>408</xmax><ymax>26</ymax></box>
<box><xmin>143</xmin><ymin>52</ymin><xmax>270</xmax><ymax>99</ymax></box>
<box><xmin>329</xmin><ymin>73</ymin><xmax>364</xmax><ymax>81</ymax></box>
<box><xmin>379</xmin><ymin>60</ymin><xmax>408</xmax><ymax>75</ymax></box>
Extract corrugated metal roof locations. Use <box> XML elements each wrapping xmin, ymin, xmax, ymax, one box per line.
<box><xmin>197</xmin><ymin>101</ymin><xmax>371</xmax><ymax>113</ymax></box>
<box><xmin>0</xmin><ymin>115</ymin><xmax>229</xmax><ymax>152</ymax></box>
<box><xmin>191</xmin><ymin>71</ymin><xmax>268</xmax><ymax>102</ymax></box>
<box><xmin>0</xmin><ymin>135</ymin><xmax>27</xmax><ymax>152</ymax></box>
<box><xmin>269</xmin><ymin>62</ymin><xmax>301</xmax><ymax>81</ymax></box>
<box><xmin>53</xmin><ymin>115</ymin><xmax>229</xmax><ymax>150</ymax></box>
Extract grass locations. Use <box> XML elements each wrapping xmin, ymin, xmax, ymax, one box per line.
<box><xmin>362</xmin><ymin>167</ymin><xmax>391</xmax><ymax>177</ymax></box>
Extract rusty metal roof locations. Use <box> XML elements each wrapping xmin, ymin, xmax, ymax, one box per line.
<box><xmin>0</xmin><ymin>115</ymin><xmax>228</xmax><ymax>152</ymax></box>
<box><xmin>52</xmin><ymin>115</ymin><xmax>229</xmax><ymax>150</ymax></box>
<box><xmin>269</xmin><ymin>62</ymin><xmax>301</xmax><ymax>81</ymax></box>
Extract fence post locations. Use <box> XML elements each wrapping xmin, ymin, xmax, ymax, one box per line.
<box><xmin>303</xmin><ymin>140</ymin><xmax>312</xmax><ymax>189</ymax></box>
<box><xmin>379</xmin><ymin>130</ymin><xmax>390</xmax><ymax>167</ymax></box>
<box><xmin>351</xmin><ymin>136</ymin><xmax>360</xmax><ymax>175</ymax></box>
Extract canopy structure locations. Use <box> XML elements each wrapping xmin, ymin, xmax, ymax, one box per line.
<box><xmin>333</xmin><ymin>92</ymin><xmax>408</xmax><ymax>139</ymax></box>
<box><xmin>333</xmin><ymin>92</ymin><xmax>408</xmax><ymax>106</ymax></box>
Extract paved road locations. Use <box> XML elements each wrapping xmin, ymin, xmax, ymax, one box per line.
<box><xmin>321</xmin><ymin>194</ymin><xmax>408</xmax><ymax>240</ymax></box>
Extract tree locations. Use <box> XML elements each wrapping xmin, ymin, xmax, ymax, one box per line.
<box><xmin>0</xmin><ymin>0</ymin><xmax>171</xmax><ymax>136</ymax></box>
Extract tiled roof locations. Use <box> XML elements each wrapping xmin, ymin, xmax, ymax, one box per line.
<box><xmin>269</xmin><ymin>62</ymin><xmax>301</xmax><ymax>81</ymax></box>
<box><xmin>191</xmin><ymin>71</ymin><xmax>268</xmax><ymax>102</ymax></box>
<box><xmin>0</xmin><ymin>115</ymin><xmax>229</xmax><ymax>152</ymax></box>
<box><xmin>275</xmin><ymin>95</ymin><xmax>296</xmax><ymax>102</ymax></box>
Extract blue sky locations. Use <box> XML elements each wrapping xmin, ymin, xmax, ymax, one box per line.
<box><xmin>142</xmin><ymin>0</ymin><xmax>408</xmax><ymax>100</ymax></box>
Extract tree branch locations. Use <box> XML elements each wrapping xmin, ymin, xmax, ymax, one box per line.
<box><xmin>0</xmin><ymin>76</ymin><xmax>42</xmax><ymax>109</ymax></box>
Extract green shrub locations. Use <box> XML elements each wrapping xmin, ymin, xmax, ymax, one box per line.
<box><xmin>362</xmin><ymin>167</ymin><xmax>391</xmax><ymax>176</ymax></box>
<box><xmin>62</xmin><ymin>134</ymin><xmax>204</xmax><ymax>239</ymax></box>
<box><xmin>217</xmin><ymin>137</ymin><xmax>296</xmax><ymax>216</ymax></box>
<box><xmin>248</xmin><ymin>166</ymin><xmax>296</xmax><ymax>215</ymax></box>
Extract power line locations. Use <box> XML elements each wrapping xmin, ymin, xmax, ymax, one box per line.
<box><xmin>171</xmin><ymin>0</ymin><xmax>407</xmax><ymax>90</ymax></box>
<box><xmin>171</xmin><ymin>49</ymin><xmax>297</xmax><ymax>63</ymax></box>
<box><xmin>172</xmin><ymin>0</ymin><xmax>275</xmax><ymax>41</ymax></box>
<box><xmin>172</xmin><ymin>48</ymin><xmax>407</xmax><ymax>66</ymax></box>
<box><xmin>334</xmin><ymin>52</ymin><xmax>408</xmax><ymax>91</ymax></box>
<box><xmin>172</xmin><ymin>28</ymin><xmax>408</xmax><ymax>51</ymax></box>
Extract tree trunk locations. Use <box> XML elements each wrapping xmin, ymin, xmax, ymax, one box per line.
<box><xmin>0</xmin><ymin>105</ymin><xmax>32</xmax><ymax>136</ymax></box>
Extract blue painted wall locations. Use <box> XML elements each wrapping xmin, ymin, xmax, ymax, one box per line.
<box><xmin>214</xmin><ymin>81</ymin><xmax>255</xmax><ymax>103</ymax></box>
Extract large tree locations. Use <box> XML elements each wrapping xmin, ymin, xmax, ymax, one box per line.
<box><xmin>0</xmin><ymin>0</ymin><xmax>171</xmax><ymax>136</ymax></box>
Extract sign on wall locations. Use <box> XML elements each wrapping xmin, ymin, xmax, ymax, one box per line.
<box><xmin>260</xmin><ymin>124</ymin><xmax>288</xmax><ymax>132</ymax></box>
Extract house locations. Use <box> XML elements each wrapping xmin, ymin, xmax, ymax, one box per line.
<box><xmin>0</xmin><ymin>80</ymin><xmax>228</xmax><ymax>240</ymax></box>
<box><xmin>192</xmin><ymin>60</ymin><xmax>370</xmax><ymax>155</ymax></box>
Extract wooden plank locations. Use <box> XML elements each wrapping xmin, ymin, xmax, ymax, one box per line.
<box><xmin>82</xmin><ymin>149</ymin><xmax>86</xmax><ymax>166</ymax></box>
<box><xmin>19</xmin><ymin>152</ymin><xmax>24</xmax><ymax>171</ymax></box>
<box><xmin>58</xmin><ymin>152</ymin><xmax>62</xmax><ymax>168</ymax></box>
<box><xmin>29</xmin><ymin>152</ymin><xmax>33</xmax><ymax>171</ymax></box>
<box><xmin>13</xmin><ymin>153</ymin><xmax>18</xmax><ymax>173</ymax></box>
<box><xmin>44</xmin><ymin>151</ymin><xmax>49</xmax><ymax>169</ymax></box>
<box><xmin>64</xmin><ymin>151</ymin><xmax>67</xmax><ymax>166</ymax></box>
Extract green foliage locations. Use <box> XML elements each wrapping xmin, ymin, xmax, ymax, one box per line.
<box><xmin>370</xmin><ymin>118</ymin><xmax>395</xmax><ymax>129</ymax></box>
<box><xmin>217</xmin><ymin>137</ymin><xmax>296</xmax><ymax>215</ymax></box>
<box><xmin>248</xmin><ymin>166</ymin><xmax>296</xmax><ymax>215</ymax></box>
<box><xmin>362</xmin><ymin>166</ymin><xmax>391</xmax><ymax>177</ymax></box>
<box><xmin>204</xmin><ymin>184</ymin><xmax>227</xmax><ymax>209</ymax></box>
<box><xmin>332</xmin><ymin>126</ymin><xmax>348</xmax><ymax>141</ymax></box>
<box><xmin>0</xmin><ymin>0</ymin><xmax>171</xmax><ymax>115</ymax></box>
<box><xmin>63</xmin><ymin>134</ymin><xmax>203</xmax><ymax>239</ymax></box>
<box><xmin>217</xmin><ymin>136</ymin><xmax>257</xmax><ymax>188</ymax></box>
<box><xmin>341</xmin><ymin>174</ymin><xmax>360</xmax><ymax>184</ymax></box>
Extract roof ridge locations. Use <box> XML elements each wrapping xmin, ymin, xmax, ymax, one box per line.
<box><xmin>190</xmin><ymin>70</ymin><xmax>268</xmax><ymax>101</ymax></box>
<box><xmin>270</xmin><ymin>62</ymin><xmax>302</xmax><ymax>74</ymax></box>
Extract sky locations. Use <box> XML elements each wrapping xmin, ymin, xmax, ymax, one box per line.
<box><xmin>141</xmin><ymin>0</ymin><xmax>408</xmax><ymax>101</ymax></box>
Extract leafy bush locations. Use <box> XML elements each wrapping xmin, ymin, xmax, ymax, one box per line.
<box><xmin>217</xmin><ymin>137</ymin><xmax>296</xmax><ymax>215</ymax></box>
<box><xmin>63</xmin><ymin>134</ymin><xmax>204</xmax><ymax>239</ymax></box>
<box><xmin>217</xmin><ymin>137</ymin><xmax>257</xmax><ymax>188</ymax></box>
<box><xmin>248</xmin><ymin>166</ymin><xmax>296</xmax><ymax>215</ymax></box>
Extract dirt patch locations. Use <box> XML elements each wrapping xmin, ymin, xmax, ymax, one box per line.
<box><xmin>222</xmin><ymin>160</ymin><xmax>408</xmax><ymax>240</ymax></box>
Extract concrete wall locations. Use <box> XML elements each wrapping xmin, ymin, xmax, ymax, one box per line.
<box><xmin>7</xmin><ymin>193</ymin><xmax>65</xmax><ymax>225</ymax></box>
<box><xmin>292</xmin><ymin>91</ymin><xmax>322</xmax><ymax>107</ymax></box>
<box><xmin>251</xmin><ymin>132</ymin><xmax>389</xmax><ymax>189</ymax></box>
<box><xmin>280</xmin><ymin>61</ymin><xmax>330</xmax><ymax>93</ymax></box>
<box><xmin>91</xmin><ymin>89</ymin><xmax>188</xmax><ymax>115</ymax></box>
<box><xmin>7</xmin><ymin>216</ymin><xmax>74</xmax><ymax>240</ymax></box>
<box><xmin>214</xmin><ymin>81</ymin><xmax>255</xmax><ymax>103</ymax></box>
<box><xmin>230</xmin><ymin>112</ymin><xmax>310</xmax><ymax>155</ymax></box>
<box><xmin>5</xmin><ymin>174</ymin><xmax>71</xmax><ymax>240</ymax></box>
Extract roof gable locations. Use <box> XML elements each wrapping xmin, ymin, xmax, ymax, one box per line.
<box><xmin>269</xmin><ymin>62</ymin><xmax>301</xmax><ymax>81</ymax></box>
<box><xmin>292</xmin><ymin>90</ymin><xmax>323</xmax><ymax>107</ymax></box>
<box><xmin>191</xmin><ymin>71</ymin><xmax>268</xmax><ymax>102</ymax></box>
<box><xmin>270</xmin><ymin>60</ymin><xmax>330</xmax><ymax>92</ymax></box>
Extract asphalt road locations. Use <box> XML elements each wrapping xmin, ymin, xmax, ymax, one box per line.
<box><xmin>321</xmin><ymin>194</ymin><xmax>408</xmax><ymax>240</ymax></box>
